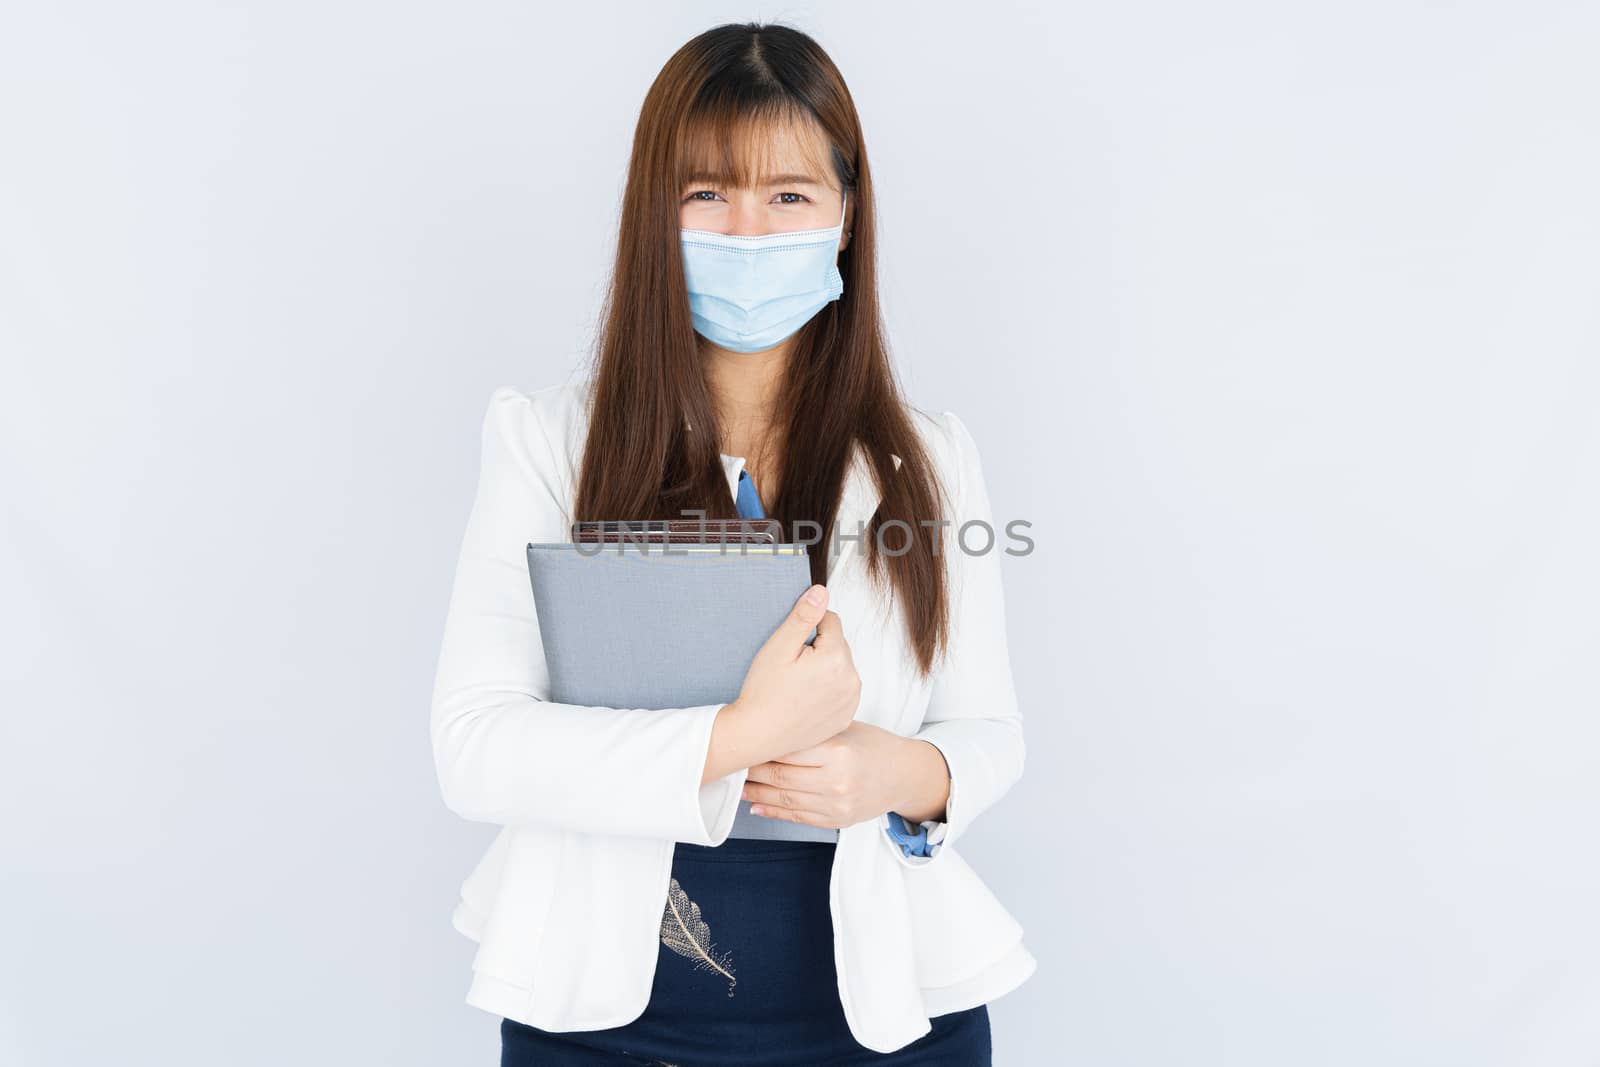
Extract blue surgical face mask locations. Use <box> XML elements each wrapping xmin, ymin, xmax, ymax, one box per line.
<box><xmin>680</xmin><ymin>194</ymin><xmax>847</xmax><ymax>353</ymax></box>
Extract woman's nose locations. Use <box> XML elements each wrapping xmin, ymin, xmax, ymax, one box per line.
<box><xmin>725</xmin><ymin>196</ymin><xmax>766</xmax><ymax>237</ymax></box>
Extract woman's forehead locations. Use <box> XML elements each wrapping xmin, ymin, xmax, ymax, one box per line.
<box><xmin>678</xmin><ymin>110</ymin><xmax>837</xmax><ymax>190</ymax></box>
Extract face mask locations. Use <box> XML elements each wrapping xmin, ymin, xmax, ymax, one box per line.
<box><xmin>680</xmin><ymin>194</ymin><xmax>847</xmax><ymax>353</ymax></box>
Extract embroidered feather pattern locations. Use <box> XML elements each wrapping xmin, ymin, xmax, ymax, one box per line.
<box><xmin>659</xmin><ymin>876</ymin><xmax>737</xmax><ymax>997</ymax></box>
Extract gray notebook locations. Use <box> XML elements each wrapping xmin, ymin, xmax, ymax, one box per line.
<box><xmin>525</xmin><ymin>541</ymin><xmax>839</xmax><ymax>844</ymax></box>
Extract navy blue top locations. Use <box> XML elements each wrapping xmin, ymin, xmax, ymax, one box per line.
<box><xmin>734</xmin><ymin>468</ymin><xmax>935</xmax><ymax>858</ymax></box>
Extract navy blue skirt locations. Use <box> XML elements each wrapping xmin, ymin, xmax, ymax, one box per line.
<box><xmin>499</xmin><ymin>836</ymin><xmax>991</xmax><ymax>1065</ymax></box>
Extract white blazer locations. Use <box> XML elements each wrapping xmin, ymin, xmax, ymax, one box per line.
<box><xmin>430</xmin><ymin>379</ymin><xmax>1035</xmax><ymax>1054</ymax></box>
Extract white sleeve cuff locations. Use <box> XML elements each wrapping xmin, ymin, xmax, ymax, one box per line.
<box><xmin>696</xmin><ymin>765</ymin><xmax>749</xmax><ymax>845</ymax></box>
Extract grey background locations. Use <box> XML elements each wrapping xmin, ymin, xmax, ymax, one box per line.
<box><xmin>3</xmin><ymin>2</ymin><xmax>1598</xmax><ymax>1064</ymax></box>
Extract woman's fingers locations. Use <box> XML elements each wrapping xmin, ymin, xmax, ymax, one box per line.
<box><xmin>741</xmin><ymin>771</ymin><xmax>850</xmax><ymax>825</ymax></box>
<box><xmin>744</xmin><ymin>759</ymin><xmax>830</xmax><ymax>794</ymax></box>
<box><xmin>809</xmin><ymin>609</ymin><xmax>843</xmax><ymax>649</ymax></box>
<box><xmin>772</xmin><ymin>585</ymin><xmax>829</xmax><ymax>658</ymax></box>
<box><xmin>746</xmin><ymin>798</ymin><xmax>837</xmax><ymax>828</ymax></box>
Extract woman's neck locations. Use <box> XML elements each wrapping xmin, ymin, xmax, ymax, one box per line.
<box><xmin>702</xmin><ymin>340</ymin><xmax>789</xmax><ymax>472</ymax></box>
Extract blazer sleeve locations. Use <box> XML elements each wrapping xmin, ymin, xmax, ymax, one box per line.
<box><xmin>428</xmin><ymin>386</ymin><xmax>749</xmax><ymax>844</ymax></box>
<box><xmin>880</xmin><ymin>410</ymin><xmax>1027</xmax><ymax>869</ymax></box>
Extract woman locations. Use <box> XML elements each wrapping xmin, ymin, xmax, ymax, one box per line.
<box><xmin>430</xmin><ymin>22</ymin><xmax>1034</xmax><ymax>1064</ymax></box>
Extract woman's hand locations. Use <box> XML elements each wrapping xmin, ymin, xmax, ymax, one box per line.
<box><xmin>740</xmin><ymin>722</ymin><xmax>952</xmax><ymax>829</ymax></box>
<box><xmin>701</xmin><ymin>584</ymin><xmax>861</xmax><ymax>784</ymax></box>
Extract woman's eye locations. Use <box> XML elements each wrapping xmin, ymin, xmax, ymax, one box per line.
<box><xmin>774</xmin><ymin>192</ymin><xmax>810</xmax><ymax>205</ymax></box>
<box><xmin>685</xmin><ymin>190</ymin><xmax>723</xmax><ymax>202</ymax></box>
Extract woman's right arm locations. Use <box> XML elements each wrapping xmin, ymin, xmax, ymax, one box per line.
<box><xmin>429</xmin><ymin>387</ymin><xmax>855</xmax><ymax>845</ymax></box>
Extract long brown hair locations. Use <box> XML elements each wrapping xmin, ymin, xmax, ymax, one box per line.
<box><xmin>575</xmin><ymin>22</ymin><xmax>950</xmax><ymax>676</ymax></box>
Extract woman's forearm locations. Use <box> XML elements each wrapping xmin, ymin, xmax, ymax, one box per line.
<box><xmin>701</xmin><ymin>699</ymin><xmax>769</xmax><ymax>785</ymax></box>
<box><xmin>892</xmin><ymin>737</ymin><xmax>951</xmax><ymax>824</ymax></box>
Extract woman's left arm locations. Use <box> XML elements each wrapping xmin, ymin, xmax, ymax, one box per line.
<box><xmin>882</xmin><ymin>410</ymin><xmax>1025</xmax><ymax>866</ymax></box>
<box><xmin>742</xmin><ymin>411</ymin><xmax>1026</xmax><ymax>867</ymax></box>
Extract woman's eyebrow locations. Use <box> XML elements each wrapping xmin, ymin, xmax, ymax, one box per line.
<box><xmin>682</xmin><ymin>172</ymin><xmax>824</xmax><ymax>187</ymax></box>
